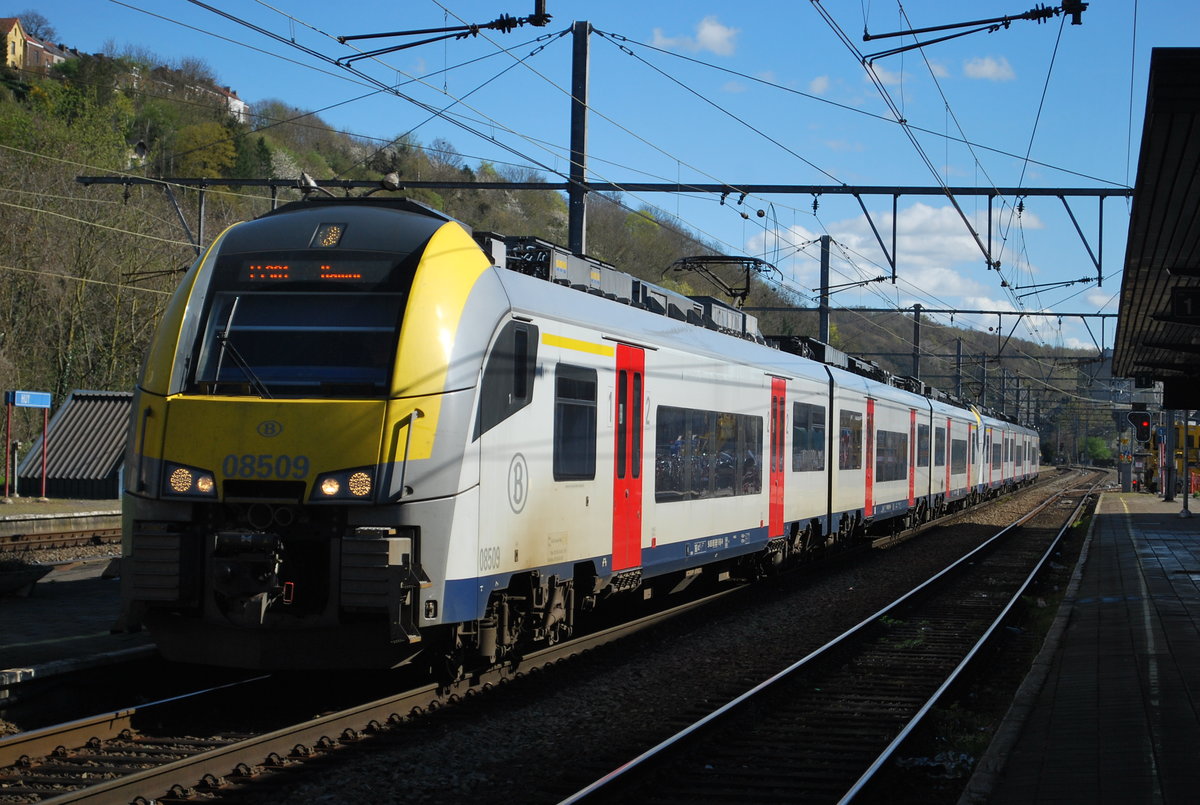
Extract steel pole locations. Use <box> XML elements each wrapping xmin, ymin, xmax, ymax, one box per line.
<box><xmin>819</xmin><ymin>235</ymin><xmax>831</xmax><ymax>343</ymax></box>
<box><xmin>567</xmin><ymin>21</ymin><xmax>590</xmax><ymax>256</ymax></box>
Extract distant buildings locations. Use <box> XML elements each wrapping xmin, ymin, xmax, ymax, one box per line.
<box><xmin>1</xmin><ymin>16</ymin><xmax>75</xmax><ymax>73</ymax></box>
<box><xmin>23</xmin><ymin>33</ymin><xmax>76</xmax><ymax>73</ymax></box>
<box><xmin>1</xmin><ymin>17</ymin><xmax>23</xmax><ymax>69</ymax></box>
<box><xmin>0</xmin><ymin>15</ymin><xmax>249</xmax><ymax>122</ymax></box>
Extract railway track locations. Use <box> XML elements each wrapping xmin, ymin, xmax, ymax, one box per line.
<box><xmin>559</xmin><ymin>473</ymin><xmax>1104</xmax><ymax>804</ymax></box>
<box><xmin>0</xmin><ymin>472</ymin><xmax>1094</xmax><ymax>803</ymax></box>
<box><xmin>0</xmin><ymin>582</ymin><xmax>742</xmax><ymax>804</ymax></box>
<box><xmin>0</xmin><ymin>527</ymin><xmax>121</xmax><ymax>554</ymax></box>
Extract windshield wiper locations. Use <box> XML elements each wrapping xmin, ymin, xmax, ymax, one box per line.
<box><xmin>213</xmin><ymin>297</ymin><xmax>273</xmax><ymax>399</ymax></box>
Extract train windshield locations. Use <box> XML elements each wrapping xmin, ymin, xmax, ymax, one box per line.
<box><xmin>188</xmin><ymin>250</ymin><xmax>414</xmax><ymax>397</ymax></box>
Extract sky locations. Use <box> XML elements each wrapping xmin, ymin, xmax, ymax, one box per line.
<box><xmin>21</xmin><ymin>1</ymin><xmax>1200</xmax><ymax>356</ymax></box>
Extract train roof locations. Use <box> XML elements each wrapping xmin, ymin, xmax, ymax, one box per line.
<box><xmin>245</xmin><ymin>197</ymin><xmax>1029</xmax><ymax>429</ymax></box>
<box><xmin>481</xmin><ymin>230</ymin><xmax>1027</xmax><ymax>428</ymax></box>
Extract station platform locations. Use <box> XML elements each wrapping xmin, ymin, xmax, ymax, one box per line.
<box><xmin>1</xmin><ymin>499</ymin><xmax>153</xmax><ymax>702</ymax></box>
<box><xmin>0</xmin><ymin>558</ymin><xmax>154</xmax><ymax>698</ymax></box>
<box><xmin>965</xmin><ymin>491</ymin><xmax>1200</xmax><ymax>803</ymax></box>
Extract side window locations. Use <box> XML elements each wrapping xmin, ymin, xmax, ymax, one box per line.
<box><xmin>476</xmin><ymin>321</ymin><xmax>538</xmax><ymax>439</ymax></box>
<box><xmin>839</xmin><ymin>410</ymin><xmax>863</xmax><ymax>470</ymax></box>
<box><xmin>951</xmin><ymin>438</ymin><xmax>968</xmax><ymax>473</ymax></box>
<box><xmin>876</xmin><ymin>429</ymin><xmax>909</xmax><ymax>482</ymax></box>
<box><xmin>934</xmin><ymin>426</ymin><xmax>946</xmax><ymax>467</ymax></box>
<box><xmin>917</xmin><ymin>423</ymin><xmax>930</xmax><ymax>468</ymax></box>
<box><xmin>792</xmin><ymin>402</ymin><xmax>826</xmax><ymax>472</ymax></box>
<box><xmin>655</xmin><ymin>405</ymin><xmax>761</xmax><ymax>502</ymax></box>
<box><xmin>553</xmin><ymin>364</ymin><xmax>597</xmax><ymax>481</ymax></box>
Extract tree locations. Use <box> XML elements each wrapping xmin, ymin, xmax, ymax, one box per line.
<box><xmin>17</xmin><ymin>10</ymin><xmax>55</xmax><ymax>40</ymax></box>
<box><xmin>173</xmin><ymin>122</ymin><xmax>236</xmax><ymax>177</ymax></box>
<box><xmin>1082</xmin><ymin>435</ymin><xmax>1112</xmax><ymax>464</ymax></box>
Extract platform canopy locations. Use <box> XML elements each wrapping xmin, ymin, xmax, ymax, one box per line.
<box><xmin>1112</xmin><ymin>48</ymin><xmax>1200</xmax><ymax>408</ymax></box>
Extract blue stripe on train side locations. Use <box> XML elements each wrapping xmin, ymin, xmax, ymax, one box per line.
<box><xmin>441</xmin><ymin>523</ymin><xmax>771</xmax><ymax>622</ymax></box>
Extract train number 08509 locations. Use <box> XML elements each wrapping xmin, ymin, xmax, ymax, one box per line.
<box><xmin>222</xmin><ymin>453</ymin><xmax>310</xmax><ymax>479</ymax></box>
<box><xmin>478</xmin><ymin>545</ymin><xmax>502</xmax><ymax>572</ymax></box>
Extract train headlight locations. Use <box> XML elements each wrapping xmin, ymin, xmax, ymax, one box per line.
<box><xmin>311</xmin><ymin>466</ymin><xmax>375</xmax><ymax>502</ymax></box>
<box><xmin>163</xmin><ymin>462</ymin><xmax>218</xmax><ymax>498</ymax></box>
<box><xmin>348</xmin><ymin>471</ymin><xmax>372</xmax><ymax>497</ymax></box>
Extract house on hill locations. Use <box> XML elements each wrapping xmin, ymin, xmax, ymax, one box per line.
<box><xmin>149</xmin><ymin>64</ymin><xmax>252</xmax><ymax>123</ymax></box>
<box><xmin>23</xmin><ymin>32</ymin><xmax>76</xmax><ymax>74</ymax></box>
<box><xmin>214</xmin><ymin>84</ymin><xmax>249</xmax><ymax>123</ymax></box>
<box><xmin>1</xmin><ymin>17</ymin><xmax>26</xmax><ymax>69</ymax></box>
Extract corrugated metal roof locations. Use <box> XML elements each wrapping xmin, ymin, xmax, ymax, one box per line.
<box><xmin>1112</xmin><ymin>48</ymin><xmax>1200</xmax><ymax>397</ymax></box>
<box><xmin>15</xmin><ymin>390</ymin><xmax>132</xmax><ymax>498</ymax></box>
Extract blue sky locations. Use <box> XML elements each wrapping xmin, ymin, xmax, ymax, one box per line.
<box><xmin>25</xmin><ymin>1</ymin><xmax>1200</xmax><ymax>353</ymax></box>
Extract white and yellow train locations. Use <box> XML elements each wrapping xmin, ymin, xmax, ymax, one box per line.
<box><xmin>120</xmin><ymin>197</ymin><xmax>1039</xmax><ymax>673</ymax></box>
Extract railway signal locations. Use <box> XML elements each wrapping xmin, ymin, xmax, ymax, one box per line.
<box><xmin>1127</xmin><ymin>411</ymin><xmax>1152</xmax><ymax>442</ymax></box>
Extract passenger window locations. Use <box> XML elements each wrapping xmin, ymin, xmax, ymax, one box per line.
<box><xmin>475</xmin><ymin>321</ymin><xmax>539</xmax><ymax>439</ymax></box>
<box><xmin>917</xmin><ymin>424</ymin><xmax>930</xmax><ymax>468</ymax></box>
<box><xmin>792</xmin><ymin>402</ymin><xmax>826</xmax><ymax>472</ymax></box>
<box><xmin>839</xmin><ymin>410</ymin><xmax>863</xmax><ymax>470</ymax></box>
<box><xmin>553</xmin><ymin>364</ymin><xmax>597</xmax><ymax>481</ymax></box>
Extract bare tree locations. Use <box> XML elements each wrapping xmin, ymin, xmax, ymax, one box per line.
<box><xmin>17</xmin><ymin>9</ymin><xmax>55</xmax><ymax>40</ymax></box>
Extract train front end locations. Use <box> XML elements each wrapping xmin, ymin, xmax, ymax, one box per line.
<box><xmin>119</xmin><ymin>199</ymin><xmax>495</xmax><ymax>669</ymax></box>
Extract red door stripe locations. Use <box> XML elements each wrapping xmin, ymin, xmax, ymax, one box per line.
<box><xmin>612</xmin><ymin>345</ymin><xmax>644</xmax><ymax>571</ymax></box>
<box><xmin>908</xmin><ymin>408</ymin><xmax>916</xmax><ymax>506</ymax></box>
<box><xmin>944</xmin><ymin>416</ymin><xmax>951</xmax><ymax>497</ymax></box>
<box><xmin>770</xmin><ymin>378</ymin><xmax>786</xmax><ymax>538</ymax></box>
<box><xmin>865</xmin><ymin>399</ymin><xmax>875</xmax><ymax>515</ymax></box>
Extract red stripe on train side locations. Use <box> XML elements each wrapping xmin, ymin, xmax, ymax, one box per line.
<box><xmin>945</xmin><ymin>416</ymin><xmax>952</xmax><ymax>497</ymax></box>
<box><xmin>770</xmin><ymin>378</ymin><xmax>786</xmax><ymax>539</ymax></box>
<box><xmin>909</xmin><ymin>408</ymin><xmax>916</xmax><ymax>507</ymax></box>
<box><xmin>865</xmin><ymin>398</ymin><xmax>875</xmax><ymax>515</ymax></box>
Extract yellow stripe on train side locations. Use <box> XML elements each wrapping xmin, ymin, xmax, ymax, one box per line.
<box><xmin>542</xmin><ymin>332</ymin><xmax>616</xmax><ymax>357</ymax></box>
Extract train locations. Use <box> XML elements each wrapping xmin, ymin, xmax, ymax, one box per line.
<box><xmin>119</xmin><ymin>196</ymin><xmax>1039</xmax><ymax>674</ymax></box>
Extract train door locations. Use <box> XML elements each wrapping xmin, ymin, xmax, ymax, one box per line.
<box><xmin>612</xmin><ymin>344</ymin><xmax>644</xmax><ymax>572</ymax></box>
<box><xmin>987</xmin><ymin>429</ymin><xmax>994</xmax><ymax>488</ymax></box>
<box><xmin>944</xmin><ymin>416</ymin><xmax>952</xmax><ymax>497</ymax></box>
<box><xmin>908</xmin><ymin>408</ymin><xmax>917</xmax><ymax>508</ymax></box>
<box><xmin>865</xmin><ymin>398</ymin><xmax>876</xmax><ymax>516</ymax></box>
<box><xmin>966</xmin><ymin>423</ymin><xmax>974</xmax><ymax>492</ymax></box>
<box><xmin>770</xmin><ymin>378</ymin><xmax>786</xmax><ymax>538</ymax></box>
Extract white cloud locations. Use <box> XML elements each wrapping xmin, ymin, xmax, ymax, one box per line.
<box><xmin>723</xmin><ymin>80</ymin><xmax>746</xmax><ymax>93</ymax></box>
<box><xmin>809</xmin><ymin>75</ymin><xmax>830</xmax><ymax>95</ymax></box>
<box><xmin>865</xmin><ymin>63</ymin><xmax>903</xmax><ymax>86</ymax></box>
<box><xmin>963</xmin><ymin>56</ymin><xmax>1015</xmax><ymax>81</ymax></box>
<box><xmin>652</xmin><ymin>16</ymin><xmax>738</xmax><ymax>56</ymax></box>
<box><xmin>744</xmin><ymin>203</ymin><xmax>1071</xmax><ymax>325</ymax></box>
<box><xmin>902</xmin><ymin>264</ymin><xmax>989</xmax><ymax>298</ymax></box>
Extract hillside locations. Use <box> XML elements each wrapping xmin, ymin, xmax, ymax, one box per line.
<box><xmin>0</xmin><ymin>32</ymin><xmax>1101</xmax><ymax>459</ymax></box>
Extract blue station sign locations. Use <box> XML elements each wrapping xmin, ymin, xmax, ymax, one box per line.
<box><xmin>5</xmin><ymin>390</ymin><xmax>52</xmax><ymax>408</ymax></box>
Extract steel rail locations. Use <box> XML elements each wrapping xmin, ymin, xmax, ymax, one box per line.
<box><xmin>839</xmin><ymin>476</ymin><xmax>1103</xmax><ymax>802</ymax></box>
<box><xmin>1</xmin><ymin>529</ymin><xmax>121</xmax><ymax>552</ymax></box>
<box><xmin>558</xmin><ymin>472</ymin><xmax>1099</xmax><ymax>804</ymax></box>
<box><xmin>3</xmin><ymin>585</ymin><xmax>742</xmax><ymax>804</ymax></box>
<box><xmin>0</xmin><ymin>677</ymin><xmax>267</xmax><ymax>768</ymax></box>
